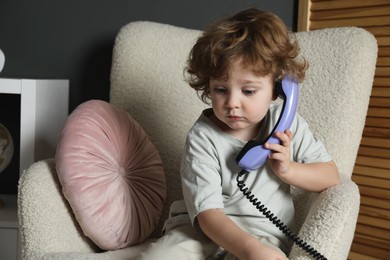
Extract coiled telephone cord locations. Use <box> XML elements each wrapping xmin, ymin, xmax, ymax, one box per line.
<box><xmin>236</xmin><ymin>170</ymin><xmax>327</xmax><ymax>260</ymax></box>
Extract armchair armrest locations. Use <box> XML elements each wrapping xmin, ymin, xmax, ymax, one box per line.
<box><xmin>289</xmin><ymin>181</ymin><xmax>360</xmax><ymax>260</ymax></box>
<box><xmin>18</xmin><ymin>159</ymin><xmax>97</xmax><ymax>259</ymax></box>
<box><xmin>18</xmin><ymin>159</ymin><xmax>156</xmax><ymax>259</ymax></box>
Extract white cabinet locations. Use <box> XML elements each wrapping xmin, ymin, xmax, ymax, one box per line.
<box><xmin>0</xmin><ymin>195</ymin><xmax>18</xmax><ymax>260</ymax></box>
<box><xmin>0</xmin><ymin>78</ymin><xmax>69</xmax><ymax>259</ymax></box>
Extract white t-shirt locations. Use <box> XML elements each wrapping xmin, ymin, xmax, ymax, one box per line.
<box><xmin>180</xmin><ymin>104</ymin><xmax>332</xmax><ymax>251</ymax></box>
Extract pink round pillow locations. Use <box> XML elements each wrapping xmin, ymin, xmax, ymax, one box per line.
<box><xmin>55</xmin><ymin>100</ymin><xmax>166</xmax><ymax>250</ymax></box>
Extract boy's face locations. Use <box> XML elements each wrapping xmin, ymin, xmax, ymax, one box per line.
<box><xmin>209</xmin><ymin>59</ymin><xmax>274</xmax><ymax>140</ymax></box>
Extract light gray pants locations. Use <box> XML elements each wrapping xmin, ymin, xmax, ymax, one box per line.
<box><xmin>137</xmin><ymin>201</ymin><xmax>285</xmax><ymax>260</ymax></box>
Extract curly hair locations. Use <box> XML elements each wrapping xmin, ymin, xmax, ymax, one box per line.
<box><xmin>185</xmin><ymin>8</ymin><xmax>308</xmax><ymax>104</ymax></box>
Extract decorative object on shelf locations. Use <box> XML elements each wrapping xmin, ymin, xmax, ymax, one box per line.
<box><xmin>0</xmin><ymin>48</ymin><xmax>4</xmax><ymax>73</ymax></box>
<box><xmin>0</xmin><ymin>123</ymin><xmax>14</xmax><ymax>174</ymax></box>
<box><xmin>0</xmin><ymin>123</ymin><xmax>14</xmax><ymax>209</ymax></box>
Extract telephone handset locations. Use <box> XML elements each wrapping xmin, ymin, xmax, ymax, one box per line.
<box><xmin>234</xmin><ymin>77</ymin><xmax>327</xmax><ymax>259</ymax></box>
<box><xmin>236</xmin><ymin>76</ymin><xmax>299</xmax><ymax>171</ymax></box>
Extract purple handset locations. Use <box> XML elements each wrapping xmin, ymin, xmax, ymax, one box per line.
<box><xmin>236</xmin><ymin>77</ymin><xmax>299</xmax><ymax>172</ymax></box>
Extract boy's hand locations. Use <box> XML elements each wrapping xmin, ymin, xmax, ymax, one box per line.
<box><xmin>264</xmin><ymin>130</ymin><xmax>293</xmax><ymax>177</ymax></box>
<box><xmin>265</xmin><ymin>130</ymin><xmax>340</xmax><ymax>191</ymax></box>
<box><xmin>244</xmin><ymin>242</ymin><xmax>288</xmax><ymax>260</ymax></box>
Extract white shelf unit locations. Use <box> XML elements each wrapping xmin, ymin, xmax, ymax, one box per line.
<box><xmin>0</xmin><ymin>195</ymin><xmax>19</xmax><ymax>260</ymax></box>
<box><xmin>0</xmin><ymin>78</ymin><xmax>69</xmax><ymax>260</ymax></box>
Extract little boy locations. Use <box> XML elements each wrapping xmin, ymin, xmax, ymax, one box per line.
<box><xmin>138</xmin><ymin>8</ymin><xmax>340</xmax><ymax>260</ymax></box>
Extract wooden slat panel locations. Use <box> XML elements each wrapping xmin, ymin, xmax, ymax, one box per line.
<box><xmin>358</xmin><ymin>145</ymin><xmax>390</xmax><ymax>156</ymax></box>
<box><xmin>360</xmin><ymin>136</ymin><xmax>390</xmax><ymax>148</ymax></box>
<box><xmin>353</xmin><ymin>233</ymin><xmax>390</xmax><ymax>252</ymax></box>
<box><xmin>354</xmin><ymin>165</ymin><xmax>390</xmax><ymax>179</ymax></box>
<box><xmin>357</xmin><ymin>215</ymin><xmax>390</xmax><ymax>231</ymax></box>
<box><xmin>311</xmin><ymin>0</ymin><xmax>390</xmax><ymax>11</ymax></box>
<box><xmin>311</xmin><ymin>6</ymin><xmax>390</xmax><ymax>21</ymax></box>
<box><xmin>377</xmin><ymin>36</ymin><xmax>390</xmax><ymax>46</ymax></box>
<box><xmin>356</xmin><ymin>155</ymin><xmax>390</xmax><ymax>169</ymax></box>
<box><xmin>348</xmin><ymin>251</ymin><xmax>383</xmax><ymax>260</ymax></box>
<box><xmin>374</xmin><ymin>68</ymin><xmax>390</xmax><ymax>78</ymax></box>
<box><xmin>355</xmin><ymin>223</ymin><xmax>390</xmax><ymax>240</ymax></box>
<box><xmin>359</xmin><ymin>185</ymin><xmax>390</xmax><ymax>199</ymax></box>
<box><xmin>351</xmin><ymin>241</ymin><xmax>390</xmax><ymax>259</ymax></box>
<box><xmin>367</xmin><ymin>107</ymin><xmax>390</xmax><ymax>117</ymax></box>
<box><xmin>376</xmin><ymin>56</ymin><xmax>390</xmax><ymax>66</ymax></box>
<box><xmin>298</xmin><ymin>0</ymin><xmax>311</xmax><ymax>31</ymax></box>
<box><xmin>360</xmin><ymin>195</ymin><xmax>390</xmax><ymax>209</ymax></box>
<box><xmin>371</xmin><ymin>86</ymin><xmax>390</xmax><ymax>97</ymax></box>
<box><xmin>310</xmin><ymin>16</ymin><xmax>390</xmax><ymax>29</ymax></box>
<box><xmin>378</xmin><ymin>46</ymin><xmax>390</xmax><ymax>56</ymax></box>
<box><xmin>352</xmin><ymin>175</ymin><xmax>390</xmax><ymax>189</ymax></box>
<box><xmin>364</xmin><ymin>25</ymin><xmax>390</xmax><ymax>37</ymax></box>
<box><xmin>364</xmin><ymin>117</ymin><xmax>390</xmax><ymax>128</ymax></box>
<box><xmin>299</xmin><ymin>1</ymin><xmax>390</xmax><ymax>258</ymax></box>
<box><xmin>358</xmin><ymin>146</ymin><xmax>390</xmax><ymax>158</ymax></box>
<box><xmin>362</xmin><ymin>127</ymin><xmax>390</xmax><ymax>138</ymax></box>
<box><xmin>373</xmin><ymin>76</ymin><xmax>390</xmax><ymax>86</ymax></box>
<box><xmin>369</xmin><ymin>97</ymin><xmax>390</xmax><ymax>107</ymax></box>
<box><xmin>360</xmin><ymin>205</ymin><xmax>390</xmax><ymax>220</ymax></box>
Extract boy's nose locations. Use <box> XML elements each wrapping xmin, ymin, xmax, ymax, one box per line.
<box><xmin>226</xmin><ymin>93</ymin><xmax>240</xmax><ymax>108</ymax></box>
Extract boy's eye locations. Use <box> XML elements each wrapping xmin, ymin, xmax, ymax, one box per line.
<box><xmin>213</xmin><ymin>87</ymin><xmax>227</xmax><ymax>94</ymax></box>
<box><xmin>242</xmin><ymin>89</ymin><xmax>256</xmax><ymax>95</ymax></box>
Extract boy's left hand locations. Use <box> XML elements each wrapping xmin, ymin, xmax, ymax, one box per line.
<box><xmin>264</xmin><ymin>130</ymin><xmax>293</xmax><ymax>177</ymax></box>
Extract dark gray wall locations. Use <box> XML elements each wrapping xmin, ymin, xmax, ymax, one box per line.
<box><xmin>0</xmin><ymin>1</ymin><xmax>296</xmax><ymax>194</ymax></box>
<box><xmin>0</xmin><ymin>0</ymin><xmax>297</xmax><ymax>112</ymax></box>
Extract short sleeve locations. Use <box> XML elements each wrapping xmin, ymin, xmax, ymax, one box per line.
<box><xmin>180</xmin><ymin>125</ymin><xmax>224</xmax><ymax>224</ymax></box>
<box><xmin>291</xmin><ymin>114</ymin><xmax>333</xmax><ymax>164</ymax></box>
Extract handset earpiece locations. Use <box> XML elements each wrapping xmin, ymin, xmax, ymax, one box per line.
<box><xmin>236</xmin><ymin>76</ymin><xmax>299</xmax><ymax>171</ymax></box>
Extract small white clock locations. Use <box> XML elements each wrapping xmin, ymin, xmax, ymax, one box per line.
<box><xmin>0</xmin><ymin>49</ymin><xmax>5</xmax><ymax>73</ymax></box>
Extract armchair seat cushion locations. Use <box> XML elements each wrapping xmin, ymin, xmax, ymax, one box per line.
<box><xmin>55</xmin><ymin>100</ymin><xmax>166</xmax><ymax>250</ymax></box>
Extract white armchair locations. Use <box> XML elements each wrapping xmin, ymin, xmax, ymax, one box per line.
<box><xmin>18</xmin><ymin>21</ymin><xmax>377</xmax><ymax>259</ymax></box>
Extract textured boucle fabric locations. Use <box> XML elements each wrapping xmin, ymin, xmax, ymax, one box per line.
<box><xmin>289</xmin><ymin>182</ymin><xmax>360</xmax><ymax>259</ymax></box>
<box><xmin>18</xmin><ymin>159</ymin><xmax>97</xmax><ymax>259</ymax></box>
<box><xmin>18</xmin><ymin>21</ymin><xmax>377</xmax><ymax>260</ymax></box>
<box><xmin>294</xmin><ymin>27</ymin><xmax>377</xmax><ymax>182</ymax></box>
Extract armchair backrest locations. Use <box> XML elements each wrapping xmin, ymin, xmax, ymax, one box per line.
<box><xmin>295</xmin><ymin>27</ymin><xmax>377</xmax><ymax>181</ymax></box>
<box><xmin>109</xmin><ymin>21</ymin><xmax>377</xmax><ymax>227</ymax></box>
